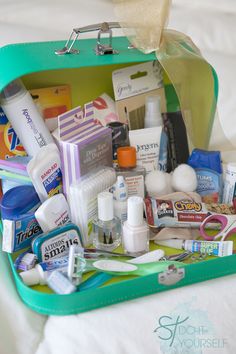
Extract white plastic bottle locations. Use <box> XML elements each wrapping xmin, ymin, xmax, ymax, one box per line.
<box><xmin>35</xmin><ymin>194</ymin><xmax>71</xmax><ymax>232</ymax></box>
<box><xmin>144</xmin><ymin>95</ymin><xmax>168</xmax><ymax>171</ymax></box>
<box><xmin>0</xmin><ymin>79</ymin><xmax>54</xmax><ymax>156</ymax></box>
<box><xmin>113</xmin><ymin>176</ymin><xmax>128</xmax><ymax>222</ymax></box>
<box><xmin>27</xmin><ymin>143</ymin><xmax>63</xmax><ymax>202</ymax></box>
<box><xmin>144</xmin><ymin>95</ymin><xmax>163</xmax><ymax>128</ymax></box>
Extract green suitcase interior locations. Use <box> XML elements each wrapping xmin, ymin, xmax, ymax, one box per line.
<box><xmin>1</xmin><ymin>34</ymin><xmax>235</xmax><ymax>316</ymax></box>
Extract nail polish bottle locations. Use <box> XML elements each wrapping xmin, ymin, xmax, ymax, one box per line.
<box><xmin>92</xmin><ymin>191</ymin><xmax>121</xmax><ymax>251</ymax></box>
<box><xmin>122</xmin><ymin>196</ymin><xmax>149</xmax><ymax>256</ymax></box>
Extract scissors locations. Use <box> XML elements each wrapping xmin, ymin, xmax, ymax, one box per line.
<box><xmin>200</xmin><ymin>214</ymin><xmax>236</xmax><ymax>241</ymax></box>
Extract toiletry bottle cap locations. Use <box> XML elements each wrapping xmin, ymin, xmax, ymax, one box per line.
<box><xmin>117</xmin><ymin>146</ymin><xmax>136</xmax><ymax>168</ymax></box>
<box><xmin>145</xmin><ymin>95</ymin><xmax>162</xmax><ymax>127</ymax></box>
<box><xmin>127</xmin><ymin>196</ymin><xmax>144</xmax><ymax>227</ymax></box>
<box><xmin>20</xmin><ymin>268</ymin><xmax>40</xmax><ymax>286</ymax></box>
<box><xmin>98</xmin><ymin>191</ymin><xmax>114</xmax><ymax>221</ymax></box>
<box><xmin>0</xmin><ymin>79</ymin><xmax>26</xmax><ymax>103</ymax></box>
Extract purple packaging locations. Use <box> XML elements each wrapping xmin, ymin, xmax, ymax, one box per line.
<box><xmin>58</xmin><ymin>102</ymin><xmax>112</xmax><ymax>198</ymax></box>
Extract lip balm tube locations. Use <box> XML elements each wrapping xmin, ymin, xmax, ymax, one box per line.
<box><xmin>155</xmin><ymin>239</ymin><xmax>233</xmax><ymax>257</ymax></box>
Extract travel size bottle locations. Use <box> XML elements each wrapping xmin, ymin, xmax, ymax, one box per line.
<box><xmin>0</xmin><ymin>79</ymin><xmax>54</xmax><ymax>156</ymax></box>
<box><xmin>144</xmin><ymin>95</ymin><xmax>168</xmax><ymax>171</ymax></box>
<box><xmin>115</xmin><ymin>146</ymin><xmax>146</xmax><ymax>198</ymax></box>
<box><xmin>122</xmin><ymin>196</ymin><xmax>149</xmax><ymax>256</ymax></box>
<box><xmin>92</xmin><ymin>191</ymin><xmax>121</xmax><ymax>251</ymax></box>
<box><xmin>113</xmin><ymin>175</ymin><xmax>128</xmax><ymax>222</ymax></box>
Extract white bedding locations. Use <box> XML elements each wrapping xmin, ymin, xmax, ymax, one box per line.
<box><xmin>1</xmin><ymin>1</ymin><xmax>236</xmax><ymax>354</ymax></box>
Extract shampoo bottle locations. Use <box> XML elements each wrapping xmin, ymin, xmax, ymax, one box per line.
<box><xmin>0</xmin><ymin>79</ymin><xmax>54</xmax><ymax>156</ymax></box>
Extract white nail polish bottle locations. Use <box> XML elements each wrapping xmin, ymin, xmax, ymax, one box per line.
<box><xmin>122</xmin><ymin>196</ymin><xmax>149</xmax><ymax>256</ymax></box>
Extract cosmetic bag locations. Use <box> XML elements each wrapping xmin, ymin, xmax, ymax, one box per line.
<box><xmin>1</xmin><ymin>22</ymin><xmax>235</xmax><ymax>316</ymax></box>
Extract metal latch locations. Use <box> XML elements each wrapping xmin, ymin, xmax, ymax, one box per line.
<box><xmin>94</xmin><ymin>22</ymin><xmax>118</xmax><ymax>55</ymax></box>
<box><xmin>55</xmin><ymin>22</ymin><xmax>121</xmax><ymax>56</ymax></box>
<box><xmin>158</xmin><ymin>265</ymin><xmax>185</xmax><ymax>286</ymax></box>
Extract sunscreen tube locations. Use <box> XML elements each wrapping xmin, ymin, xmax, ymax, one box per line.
<box><xmin>20</xmin><ymin>256</ymin><xmax>69</xmax><ymax>286</ymax></box>
<box><xmin>155</xmin><ymin>239</ymin><xmax>233</xmax><ymax>257</ymax></box>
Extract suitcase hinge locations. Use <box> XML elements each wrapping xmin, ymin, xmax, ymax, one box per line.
<box><xmin>158</xmin><ymin>265</ymin><xmax>185</xmax><ymax>286</ymax></box>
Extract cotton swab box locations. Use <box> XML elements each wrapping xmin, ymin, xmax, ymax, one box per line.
<box><xmin>69</xmin><ymin>167</ymin><xmax>116</xmax><ymax>246</ymax></box>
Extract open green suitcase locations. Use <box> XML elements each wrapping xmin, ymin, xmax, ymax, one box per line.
<box><xmin>1</xmin><ymin>23</ymin><xmax>236</xmax><ymax>316</ymax></box>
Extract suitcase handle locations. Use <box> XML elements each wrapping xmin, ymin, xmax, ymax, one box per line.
<box><xmin>55</xmin><ymin>22</ymin><xmax>125</xmax><ymax>56</ymax></box>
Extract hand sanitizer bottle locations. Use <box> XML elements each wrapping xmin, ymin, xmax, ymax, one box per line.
<box><xmin>0</xmin><ymin>79</ymin><xmax>54</xmax><ymax>156</ymax></box>
<box><xmin>92</xmin><ymin>192</ymin><xmax>121</xmax><ymax>251</ymax></box>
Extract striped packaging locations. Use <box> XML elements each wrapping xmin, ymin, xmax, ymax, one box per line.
<box><xmin>58</xmin><ymin>102</ymin><xmax>112</xmax><ymax>198</ymax></box>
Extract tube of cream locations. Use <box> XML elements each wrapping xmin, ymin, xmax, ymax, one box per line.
<box><xmin>155</xmin><ymin>239</ymin><xmax>233</xmax><ymax>257</ymax></box>
<box><xmin>20</xmin><ymin>256</ymin><xmax>69</xmax><ymax>286</ymax></box>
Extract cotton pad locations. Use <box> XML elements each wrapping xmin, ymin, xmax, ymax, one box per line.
<box><xmin>171</xmin><ymin>164</ymin><xmax>198</xmax><ymax>192</ymax></box>
<box><xmin>145</xmin><ymin>170</ymin><xmax>173</xmax><ymax>197</ymax></box>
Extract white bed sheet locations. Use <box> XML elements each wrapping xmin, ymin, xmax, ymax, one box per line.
<box><xmin>1</xmin><ymin>1</ymin><xmax>236</xmax><ymax>354</ymax></box>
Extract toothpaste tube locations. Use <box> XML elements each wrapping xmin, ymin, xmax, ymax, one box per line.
<box><xmin>2</xmin><ymin>213</ymin><xmax>43</xmax><ymax>253</ymax></box>
<box><xmin>20</xmin><ymin>255</ymin><xmax>69</xmax><ymax>286</ymax></box>
<box><xmin>31</xmin><ymin>223</ymin><xmax>83</xmax><ymax>262</ymax></box>
<box><xmin>145</xmin><ymin>197</ymin><xmax>209</xmax><ymax>228</ymax></box>
<box><xmin>155</xmin><ymin>239</ymin><xmax>233</xmax><ymax>257</ymax></box>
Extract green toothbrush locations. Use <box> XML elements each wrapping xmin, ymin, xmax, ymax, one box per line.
<box><xmin>92</xmin><ymin>259</ymin><xmax>186</xmax><ymax>276</ymax></box>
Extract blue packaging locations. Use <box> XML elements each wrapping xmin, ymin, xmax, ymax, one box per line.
<box><xmin>1</xmin><ymin>185</ymin><xmax>42</xmax><ymax>252</ymax></box>
<box><xmin>158</xmin><ymin>130</ymin><xmax>168</xmax><ymax>172</ymax></box>
<box><xmin>32</xmin><ymin>223</ymin><xmax>83</xmax><ymax>262</ymax></box>
<box><xmin>1</xmin><ymin>185</ymin><xmax>40</xmax><ymax>219</ymax></box>
<box><xmin>188</xmin><ymin>149</ymin><xmax>223</xmax><ymax>203</ymax></box>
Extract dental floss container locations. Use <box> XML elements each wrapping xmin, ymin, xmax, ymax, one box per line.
<box><xmin>0</xmin><ymin>79</ymin><xmax>54</xmax><ymax>156</ymax></box>
<box><xmin>35</xmin><ymin>194</ymin><xmax>71</xmax><ymax>233</ymax></box>
<box><xmin>0</xmin><ymin>185</ymin><xmax>40</xmax><ymax>219</ymax></box>
<box><xmin>27</xmin><ymin>143</ymin><xmax>63</xmax><ymax>202</ymax></box>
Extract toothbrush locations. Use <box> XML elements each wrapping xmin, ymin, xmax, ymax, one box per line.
<box><xmin>79</xmin><ymin>249</ymin><xmax>167</xmax><ymax>291</ymax></box>
<box><xmin>91</xmin><ymin>259</ymin><xmax>186</xmax><ymax>277</ymax></box>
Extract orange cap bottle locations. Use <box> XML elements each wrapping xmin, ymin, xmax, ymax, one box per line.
<box><xmin>117</xmin><ymin>146</ymin><xmax>136</xmax><ymax>168</ymax></box>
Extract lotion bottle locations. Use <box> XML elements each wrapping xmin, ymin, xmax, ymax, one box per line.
<box><xmin>0</xmin><ymin>79</ymin><xmax>54</xmax><ymax>156</ymax></box>
<box><xmin>122</xmin><ymin>196</ymin><xmax>149</xmax><ymax>256</ymax></box>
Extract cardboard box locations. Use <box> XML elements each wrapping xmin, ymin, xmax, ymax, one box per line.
<box><xmin>58</xmin><ymin>102</ymin><xmax>113</xmax><ymax>198</ymax></box>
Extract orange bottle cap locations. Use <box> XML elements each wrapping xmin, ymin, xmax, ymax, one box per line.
<box><xmin>117</xmin><ymin>146</ymin><xmax>136</xmax><ymax>168</ymax></box>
